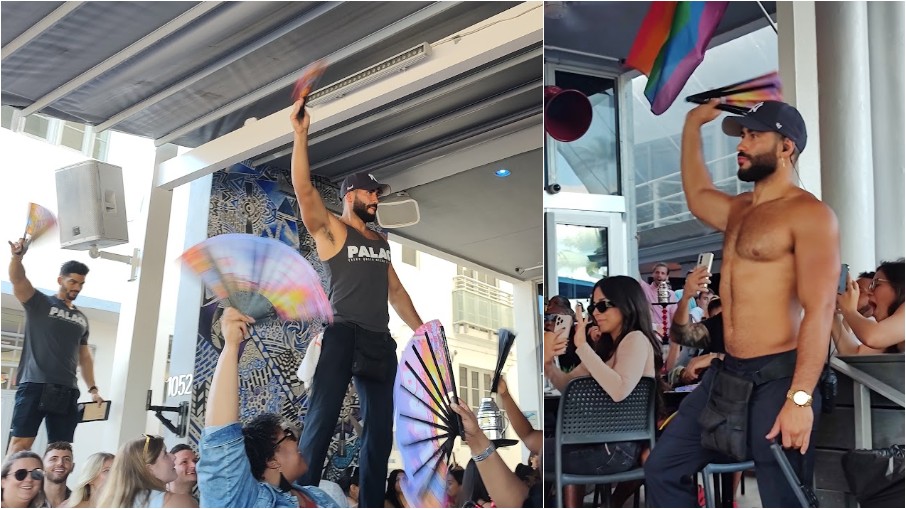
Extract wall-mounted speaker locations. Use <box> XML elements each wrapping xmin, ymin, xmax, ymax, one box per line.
<box><xmin>55</xmin><ymin>160</ymin><xmax>129</xmax><ymax>250</ymax></box>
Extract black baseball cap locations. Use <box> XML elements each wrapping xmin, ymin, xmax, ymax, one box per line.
<box><xmin>721</xmin><ymin>100</ymin><xmax>808</xmax><ymax>154</ymax></box>
<box><xmin>338</xmin><ymin>171</ymin><xmax>390</xmax><ymax>199</ymax></box>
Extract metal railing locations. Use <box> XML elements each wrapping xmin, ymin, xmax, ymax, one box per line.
<box><xmin>634</xmin><ymin>153</ymin><xmax>744</xmax><ymax>230</ymax></box>
<box><xmin>830</xmin><ymin>356</ymin><xmax>905</xmax><ymax>449</ymax></box>
<box><xmin>451</xmin><ymin>275</ymin><xmax>514</xmax><ymax>334</ymax></box>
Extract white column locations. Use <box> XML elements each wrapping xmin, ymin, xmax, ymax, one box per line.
<box><xmin>777</xmin><ymin>1</ymin><xmax>822</xmax><ymax>198</ymax></box>
<box><xmin>101</xmin><ymin>144</ymin><xmax>178</xmax><ymax>452</ymax></box>
<box><xmin>512</xmin><ymin>279</ymin><xmax>541</xmax><ymax>463</ymax></box>
<box><xmin>868</xmin><ymin>1</ymin><xmax>906</xmax><ymax>262</ymax></box>
<box><xmin>815</xmin><ymin>1</ymin><xmax>876</xmax><ymax>272</ymax></box>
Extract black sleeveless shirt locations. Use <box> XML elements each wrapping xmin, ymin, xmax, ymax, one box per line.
<box><xmin>324</xmin><ymin>223</ymin><xmax>391</xmax><ymax>332</ymax></box>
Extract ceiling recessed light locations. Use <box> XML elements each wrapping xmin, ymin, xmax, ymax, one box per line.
<box><xmin>495</xmin><ymin>169</ymin><xmax>511</xmax><ymax>178</ymax></box>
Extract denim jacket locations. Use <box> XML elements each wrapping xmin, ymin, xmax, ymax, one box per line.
<box><xmin>198</xmin><ymin>423</ymin><xmax>339</xmax><ymax>508</ymax></box>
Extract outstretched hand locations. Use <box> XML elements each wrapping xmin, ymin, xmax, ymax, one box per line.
<box><xmin>8</xmin><ymin>238</ymin><xmax>27</xmax><ymax>257</ymax></box>
<box><xmin>836</xmin><ymin>273</ymin><xmax>860</xmax><ymax>314</ymax></box>
<box><xmin>683</xmin><ymin>265</ymin><xmax>712</xmax><ymax>298</ymax></box>
<box><xmin>220</xmin><ymin>307</ymin><xmax>255</xmax><ymax>347</ymax></box>
<box><xmin>290</xmin><ymin>99</ymin><xmax>311</xmax><ymax>135</ymax></box>
<box><xmin>686</xmin><ymin>99</ymin><xmax>723</xmax><ymax>126</ymax></box>
<box><xmin>449</xmin><ymin>395</ymin><xmax>486</xmax><ymax>445</ymax></box>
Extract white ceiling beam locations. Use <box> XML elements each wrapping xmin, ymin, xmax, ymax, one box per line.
<box><xmin>19</xmin><ymin>2</ymin><xmax>223</xmax><ymax>117</ymax></box>
<box><xmin>154</xmin><ymin>1</ymin><xmax>465</xmax><ymax>147</ymax></box>
<box><xmin>1</xmin><ymin>2</ymin><xmax>84</xmax><ymax>61</ymax></box>
<box><xmin>156</xmin><ymin>2</ymin><xmax>543</xmax><ymax>190</ymax></box>
<box><xmin>94</xmin><ymin>2</ymin><xmax>343</xmax><ymax>133</ymax></box>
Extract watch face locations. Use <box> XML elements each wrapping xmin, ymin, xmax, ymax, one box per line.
<box><xmin>793</xmin><ymin>391</ymin><xmax>810</xmax><ymax>405</ymax></box>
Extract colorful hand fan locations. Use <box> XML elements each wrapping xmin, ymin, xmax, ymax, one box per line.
<box><xmin>685</xmin><ymin>71</ymin><xmax>783</xmax><ymax>114</ymax></box>
<box><xmin>394</xmin><ymin>320</ymin><xmax>464</xmax><ymax>507</ymax></box>
<box><xmin>180</xmin><ymin>234</ymin><xmax>332</xmax><ymax>323</ymax></box>
<box><xmin>291</xmin><ymin>59</ymin><xmax>328</xmax><ymax>117</ymax></box>
<box><xmin>24</xmin><ymin>203</ymin><xmax>57</xmax><ymax>247</ymax></box>
<box><xmin>490</xmin><ymin>328</ymin><xmax>516</xmax><ymax>394</ymax></box>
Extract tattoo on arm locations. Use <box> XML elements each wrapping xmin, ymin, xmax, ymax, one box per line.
<box><xmin>670</xmin><ymin>321</ymin><xmax>711</xmax><ymax>349</ymax></box>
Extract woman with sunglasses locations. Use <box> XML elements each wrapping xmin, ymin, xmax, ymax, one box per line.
<box><xmin>1</xmin><ymin>451</ymin><xmax>47</xmax><ymax>508</ymax></box>
<box><xmin>544</xmin><ymin>276</ymin><xmax>665</xmax><ymax>507</ymax></box>
<box><xmin>96</xmin><ymin>435</ymin><xmax>197</xmax><ymax>508</ymax></box>
<box><xmin>836</xmin><ymin>259</ymin><xmax>905</xmax><ymax>354</ymax></box>
<box><xmin>65</xmin><ymin>452</ymin><xmax>114</xmax><ymax>508</ymax></box>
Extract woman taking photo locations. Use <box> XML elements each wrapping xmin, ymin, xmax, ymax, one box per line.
<box><xmin>543</xmin><ymin>275</ymin><xmax>664</xmax><ymax>507</ymax></box>
<box><xmin>836</xmin><ymin>259</ymin><xmax>904</xmax><ymax>354</ymax></box>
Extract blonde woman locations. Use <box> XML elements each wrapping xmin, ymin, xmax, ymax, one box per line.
<box><xmin>97</xmin><ymin>435</ymin><xmax>197</xmax><ymax>508</ymax></box>
<box><xmin>65</xmin><ymin>452</ymin><xmax>114</xmax><ymax>508</ymax></box>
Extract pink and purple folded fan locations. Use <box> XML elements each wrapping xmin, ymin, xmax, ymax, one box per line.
<box><xmin>180</xmin><ymin>233</ymin><xmax>332</xmax><ymax>323</ymax></box>
<box><xmin>685</xmin><ymin>71</ymin><xmax>783</xmax><ymax>114</ymax></box>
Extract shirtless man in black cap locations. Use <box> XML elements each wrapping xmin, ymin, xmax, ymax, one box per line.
<box><xmin>645</xmin><ymin>99</ymin><xmax>839</xmax><ymax>507</ymax></box>
<box><xmin>288</xmin><ymin>100</ymin><xmax>423</xmax><ymax>507</ymax></box>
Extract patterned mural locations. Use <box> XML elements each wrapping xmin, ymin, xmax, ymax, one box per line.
<box><xmin>189</xmin><ymin>161</ymin><xmax>364</xmax><ymax>481</ymax></box>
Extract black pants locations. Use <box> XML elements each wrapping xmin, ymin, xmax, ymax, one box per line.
<box><xmin>644</xmin><ymin>351</ymin><xmax>821</xmax><ymax>508</ymax></box>
<box><xmin>296</xmin><ymin>322</ymin><xmax>396</xmax><ymax>508</ymax></box>
<box><xmin>11</xmin><ymin>382</ymin><xmax>80</xmax><ymax>442</ymax></box>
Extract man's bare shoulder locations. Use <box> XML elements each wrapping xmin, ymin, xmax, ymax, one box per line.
<box><xmin>788</xmin><ymin>191</ymin><xmax>838</xmax><ymax>227</ymax></box>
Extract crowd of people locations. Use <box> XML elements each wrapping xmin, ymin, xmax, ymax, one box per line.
<box><xmin>4</xmin><ymin>82</ymin><xmax>901</xmax><ymax>509</ymax></box>
<box><xmin>542</xmin><ymin>99</ymin><xmax>905</xmax><ymax>508</ymax></box>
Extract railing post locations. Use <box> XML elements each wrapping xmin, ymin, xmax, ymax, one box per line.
<box><xmin>853</xmin><ymin>381</ymin><xmax>873</xmax><ymax>448</ymax></box>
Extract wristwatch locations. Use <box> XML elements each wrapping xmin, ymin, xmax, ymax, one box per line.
<box><xmin>787</xmin><ymin>389</ymin><xmax>813</xmax><ymax>407</ymax></box>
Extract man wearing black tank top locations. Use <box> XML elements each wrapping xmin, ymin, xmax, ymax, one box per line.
<box><xmin>288</xmin><ymin>100</ymin><xmax>424</xmax><ymax>508</ymax></box>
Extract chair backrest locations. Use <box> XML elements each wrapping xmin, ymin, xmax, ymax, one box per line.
<box><xmin>555</xmin><ymin>376</ymin><xmax>656</xmax><ymax>448</ymax></box>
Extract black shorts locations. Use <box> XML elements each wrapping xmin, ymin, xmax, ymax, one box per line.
<box><xmin>10</xmin><ymin>382</ymin><xmax>80</xmax><ymax>443</ymax></box>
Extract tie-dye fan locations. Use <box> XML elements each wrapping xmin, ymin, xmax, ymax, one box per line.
<box><xmin>180</xmin><ymin>233</ymin><xmax>332</xmax><ymax>323</ymax></box>
<box><xmin>24</xmin><ymin>203</ymin><xmax>57</xmax><ymax>246</ymax></box>
<box><xmin>394</xmin><ymin>320</ymin><xmax>464</xmax><ymax>507</ymax></box>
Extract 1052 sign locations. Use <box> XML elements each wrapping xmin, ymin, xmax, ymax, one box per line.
<box><xmin>167</xmin><ymin>374</ymin><xmax>193</xmax><ymax>397</ymax></box>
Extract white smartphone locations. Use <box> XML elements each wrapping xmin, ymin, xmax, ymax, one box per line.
<box><xmin>697</xmin><ymin>252</ymin><xmax>714</xmax><ymax>273</ymax></box>
<box><xmin>553</xmin><ymin>314</ymin><xmax>573</xmax><ymax>337</ymax></box>
<box><xmin>697</xmin><ymin>252</ymin><xmax>714</xmax><ymax>291</ymax></box>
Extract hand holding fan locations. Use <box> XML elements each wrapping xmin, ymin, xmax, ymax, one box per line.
<box><xmin>291</xmin><ymin>60</ymin><xmax>328</xmax><ymax>117</ymax></box>
<box><xmin>24</xmin><ymin>203</ymin><xmax>57</xmax><ymax>247</ymax></box>
<box><xmin>490</xmin><ymin>328</ymin><xmax>516</xmax><ymax>394</ymax></box>
<box><xmin>394</xmin><ymin>320</ymin><xmax>463</xmax><ymax>507</ymax></box>
<box><xmin>686</xmin><ymin>71</ymin><xmax>782</xmax><ymax>114</ymax></box>
<box><xmin>180</xmin><ymin>233</ymin><xmax>332</xmax><ymax>323</ymax></box>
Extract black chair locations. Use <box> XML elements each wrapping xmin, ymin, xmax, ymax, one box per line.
<box><xmin>554</xmin><ymin>376</ymin><xmax>657</xmax><ymax>507</ymax></box>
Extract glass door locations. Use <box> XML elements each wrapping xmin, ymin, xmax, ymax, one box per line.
<box><xmin>544</xmin><ymin>210</ymin><xmax>627</xmax><ymax>305</ymax></box>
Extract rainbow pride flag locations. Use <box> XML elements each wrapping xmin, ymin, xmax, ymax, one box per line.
<box><xmin>625</xmin><ymin>1</ymin><xmax>729</xmax><ymax>115</ymax></box>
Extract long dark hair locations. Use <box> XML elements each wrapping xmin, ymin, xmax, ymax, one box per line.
<box><xmin>591</xmin><ymin>276</ymin><xmax>666</xmax><ymax>415</ymax></box>
<box><xmin>876</xmin><ymin>259</ymin><xmax>904</xmax><ymax>318</ymax></box>
<box><xmin>384</xmin><ymin>469</ymin><xmax>406</xmax><ymax>507</ymax></box>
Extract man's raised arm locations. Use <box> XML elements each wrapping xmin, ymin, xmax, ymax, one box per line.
<box><xmin>681</xmin><ymin>100</ymin><xmax>734</xmax><ymax>232</ymax></box>
<box><xmin>8</xmin><ymin>239</ymin><xmax>36</xmax><ymax>303</ymax></box>
<box><xmin>289</xmin><ymin>100</ymin><xmax>332</xmax><ymax>237</ymax></box>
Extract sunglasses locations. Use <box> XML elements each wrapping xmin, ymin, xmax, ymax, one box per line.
<box><xmin>142</xmin><ymin>434</ymin><xmax>163</xmax><ymax>460</ymax></box>
<box><xmin>869</xmin><ymin>278</ymin><xmax>890</xmax><ymax>291</ymax></box>
<box><xmin>10</xmin><ymin>468</ymin><xmax>44</xmax><ymax>481</ymax></box>
<box><xmin>589</xmin><ymin>299</ymin><xmax>617</xmax><ymax>314</ymax></box>
<box><xmin>274</xmin><ymin>428</ymin><xmax>298</xmax><ymax>450</ymax></box>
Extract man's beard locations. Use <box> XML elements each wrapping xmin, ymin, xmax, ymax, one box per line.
<box><xmin>737</xmin><ymin>151</ymin><xmax>778</xmax><ymax>183</ymax></box>
<box><xmin>352</xmin><ymin>198</ymin><xmax>376</xmax><ymax>223</ymax></box>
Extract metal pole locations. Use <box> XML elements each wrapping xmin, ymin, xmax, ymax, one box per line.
<box><xmin>757</xmin><ymin>1</ymin><xmax>779</xmax><ymax>34</ymax></box>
